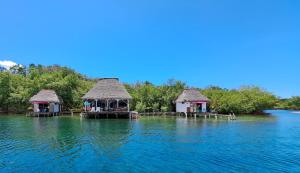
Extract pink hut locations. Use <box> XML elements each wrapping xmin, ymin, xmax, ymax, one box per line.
<box><xmin>29</xmin><ymin>90</ymin><xmax>62</xmax><ymax>115</ymax></box>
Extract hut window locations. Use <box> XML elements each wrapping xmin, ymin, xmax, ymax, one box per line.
<box><xmin>119</xmin><ymin>100</ymin><xmax>128</xmax><ymax>108</ymax></box>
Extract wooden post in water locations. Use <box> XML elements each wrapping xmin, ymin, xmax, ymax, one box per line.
<box><xmin>127</xmin><ymin>99</ymin><xmax>130</xmax><ymax>112</ymax></box>
<box><xmin>95</xmin><ymin>99</ymin><xmax>98</xmax><ymax>112</ymax></box>
<box><xmin>106</xmin><ymin>99</ymin><xmax>109</xmax><ymax>111</ymax></box>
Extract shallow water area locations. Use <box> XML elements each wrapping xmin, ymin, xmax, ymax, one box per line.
<box><xmin>0</xmin><ymin>110</ymin><xmax>300</xmax><ymax>172</ymax></box>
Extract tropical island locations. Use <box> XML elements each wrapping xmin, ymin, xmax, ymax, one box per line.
<box><xmin>1</xmin><ymin>0</ymin><xmax>300</xmax><ymax>172</ymax></box>
<box><xmin>0</xmin><ymin>64</ymin><xmax>299</xmax><ymax>115</ymax></box>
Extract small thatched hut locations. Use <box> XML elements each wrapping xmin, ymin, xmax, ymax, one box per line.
<box><xmin>176</xmin><ymin>89</ymin><xmax>210</xmax><ymax>113</ymax></box>
<box><xmin>29</xmin><ymin>89</ymin><xmax>62</xmax><ymax>113</ymax></box>
<box><xmin>82</xmin><ymin>78</ymin><xmax>132</xmax><ymax>112</ymax></box>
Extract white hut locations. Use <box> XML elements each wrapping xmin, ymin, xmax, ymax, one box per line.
<box><xmin>29</xmin><ymin>90</ymin><xmax>62</xmax><ymax>113</ymax></box>
<box><xmin>176</xmin><ymin>89</ymin><xmax>210</xmax><ymax>114</ymax></box>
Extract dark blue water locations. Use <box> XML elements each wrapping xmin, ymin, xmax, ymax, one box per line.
<box><xmin>1</xmin><ymin>110</ymin><xmax>300</xmax><ymax>172</ymax></box>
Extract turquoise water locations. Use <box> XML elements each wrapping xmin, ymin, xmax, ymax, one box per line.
<box><xmin>0</xmin><ymin>110</ymin><xmax>300</xmax><ymax>172</ymax></box>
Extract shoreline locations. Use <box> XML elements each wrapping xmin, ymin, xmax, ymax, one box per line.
<box><xmin>0</xmin><ymin>111</ymin><xmax>277</xmax><ymax>116</ymax></box>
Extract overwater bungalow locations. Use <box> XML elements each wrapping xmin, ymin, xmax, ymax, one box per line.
<box><xmin>81</xmin><ymin>78</ymin><xmax>133</xmax><ymax>118</ymax></box>
<box><xmin>176</xmin><ymin>89</ymin><xmax>210</xmax><ymax>114</ymax></box>
<box><xmin>29</xmin><ymin>89</ymin><xmax>62</xmax><ymax>116</ymax></box>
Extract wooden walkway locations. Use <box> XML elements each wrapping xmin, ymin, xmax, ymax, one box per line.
<box><xmin>80</xmin><ymin>111</ymin><xmax>139</xmax><ymax>119</ymax></box>
<box><xmin>139</xmin><ymin>112</ymin><xmax>236</xmax><ymax>120</ymax></box>
<box><xmin>27</xmin><ymin>112</ymin><xmax>60</xmax><ymax>117</ymax></box>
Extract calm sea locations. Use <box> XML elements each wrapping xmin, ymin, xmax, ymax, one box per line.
<box><xmin>0</xmin><ymin>110</ymin><xmax>300</xmax><ymax>172</ymax></box>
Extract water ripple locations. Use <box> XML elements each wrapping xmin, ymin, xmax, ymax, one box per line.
<box><xmin>1</xmin><ymin>112</ymin><xmax>300</xmax><ymax>172</ymax></box>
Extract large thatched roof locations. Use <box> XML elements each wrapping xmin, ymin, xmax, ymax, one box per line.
<box><xmin>176</xmin><ymin>89</ymin><xmax>209</xmax><ymax>103</ymax></box>
<box><xmin>82</xmin><ymin>78</ymin><xmax>132</xmax><ymax>100</ymax></box>
<box><xmin>29</xmin><ymin>90</ymin><xmax>61</xmax><ymax>103</ymax></box>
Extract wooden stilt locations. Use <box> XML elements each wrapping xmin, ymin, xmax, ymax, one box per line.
<box><xmin>127</xmin><ymin>99</ymin><xmax>130</xmax><ymax>112</ymax></box>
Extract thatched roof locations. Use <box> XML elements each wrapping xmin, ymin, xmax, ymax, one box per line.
<box><xmin>82</xmin><ymin>78</ymin><xmax>132</xmax><ymax>100</ymax></box>
<box><xmin>176</xmin><ymin>89</ymin><xmax>209</xmax><ymax>103</ymax></box>
<box><xmin>29</xmin><ymin>90</ymin><xmax>61</xmax><ymax>103</ymax></box>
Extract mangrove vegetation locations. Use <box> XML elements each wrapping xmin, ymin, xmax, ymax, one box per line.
<box><xmin>0</xmin><ymin>64</ymin><xmax>298</xmax><ymax>114</ymax></box>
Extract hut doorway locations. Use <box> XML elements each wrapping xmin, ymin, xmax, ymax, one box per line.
<box><xmin>109</xmin><ymin>100</ymin><xmax>118</xmax><ymax>111</ymax></box>
<box><xmin>38</xmin><ymin>103</ymin><xmax>49</xmax><ymax>112</ymax></box>
<box><xmin>197</xmin><ymin>103</ymin><xmax>202</xmax><ymax>113</ymax></box>
<box><xmin>97</xmin><ymin>100</ymin><xmax>106</xmax><ymax>110</ymax></box>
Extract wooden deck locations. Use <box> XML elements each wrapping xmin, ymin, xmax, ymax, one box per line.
<box><xmin>80</xmin><ymin>111</ymin><xmax>139</xmax><ymax>119</ymax></box>
<box><xmin>27</xmin><ymin>112</ymin><xmax>60</xmax><ymax>117</ymax></box>
<box><xmin>139</xmin><ymin>112</ymin><xmax>236</xmax><ymax>120</ymax></box>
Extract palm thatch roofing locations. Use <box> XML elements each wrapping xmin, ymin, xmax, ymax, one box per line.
<box><xmin>82</xmin><ymin>78</ymin><xmax>132</xmax><ymax>100</ymax></box>
<box><xmin>29</xmin><ymin>89</ymin><xmax>61</xmax><ymax>103</ymax></box>
<box><xmin>176</xmin><ymin>89</ymin><xmax>210</xmax><ymax>103</ymax></box>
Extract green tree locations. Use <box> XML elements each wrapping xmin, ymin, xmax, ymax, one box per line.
<box><xmin>287</xmin><ymin>97</ymin><xmax>300</xmax><ymax>110</ymax></box>
<box><xmin>202</xmin><ymin>86</ymin><xmax>278</xmax><ymax>114</ymax></box>
<box><xmin>0</xmin><ymin>72</ymin><xmax>11</xmax><ymax>111</ymax></box>
<box><xmin>0</xmin><ymin>64</ymin><xmax>283</xmax><ymax>114</ymax></box>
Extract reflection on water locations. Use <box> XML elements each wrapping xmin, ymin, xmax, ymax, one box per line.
<box><xmin>1</xmin><ymin>111</ymin><xmax>300</xmax><ymax>172</ymax></box>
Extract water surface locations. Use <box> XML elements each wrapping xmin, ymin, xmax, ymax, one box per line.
<box><xmin>1</xmin><ymin>110</ymin><xmax>300</xmax><ymax>172</ymax></box>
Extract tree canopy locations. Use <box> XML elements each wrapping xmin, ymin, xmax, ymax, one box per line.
<box><xmin>0</xmin><ymin>64</ymin><xmax>296</xmax><ymax>114</ymax></box>
<box><xmin>276</xmin><ymin>97</ymin><xmax>300</xmax><ymax>110</ymax></box>
<box><xmin>0</xmin><ymin>64</ymin><xmax>94</xmax><ymax>112</ymax></box>
<box><xmin>201</xmin><ymin>86</ymin><xmax>278</xmax><ymax>114</ymax></box>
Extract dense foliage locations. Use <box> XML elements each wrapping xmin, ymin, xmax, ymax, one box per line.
<box><xmin>276</xmin><ymin>97</ymin><xmax>300</xmax><ymax>110</ymax></box>
<box><xmin>0</xmin><ymin>64</ymin><xmax>297</xmax><ymax>114</ymax></box>
<box><xmin>201</xmin><ymin>86</ymin><xmax>278</xmax><ymax>114</ymax></box>
<box><xmin>125</xmin><ymin>83</ymin><xmax>279</xmax><ymax>114</ymax></box>
<box><xmin>125</xmin><ymin>80</ymin><xmax>185</xmax><ymax>113</ymax></box>
<box><xmin>0</xmin><ymin>64</ymin><xmax>94</xmax><ymax>112</ymax></box>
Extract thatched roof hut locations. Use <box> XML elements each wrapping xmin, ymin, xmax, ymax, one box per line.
<box><xmin>176</xmin><ymin>89</ymin><xmax>210</xmax><ymax>113</ymax></box>
<box><xmin>29</xmin><ymin>90</ymin><xmax>61</xmax><ymax>103</ymax></box>
<box><xmin>82</xmin><ymin>78</ymin><xmax>132</xmax><ymax>100</ymax></box>
<box><xmin>176</xmin><ymin>89</ymin><xmax>209</xmax><ymax>103</ymax></box>
<box><xmin>29</xmin><ymin>89</ymin><xmax>62</xmax><ymax>114</ymax></box>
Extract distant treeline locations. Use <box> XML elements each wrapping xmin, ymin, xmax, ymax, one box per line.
<box><xmin>275</xmin><ymin>97</ymin><xmax>300</xmax><ymax>110</ymax></box>
<box><xmin>0</xmin><ymin>64</ymin><xmax>299</xmax><ymax>114</ymax></box>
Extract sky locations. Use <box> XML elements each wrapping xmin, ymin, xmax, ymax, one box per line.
<box><xmin>0</xmin><ymin>0</ymin><xmax>299</xmax><ymax>98</ymax></box>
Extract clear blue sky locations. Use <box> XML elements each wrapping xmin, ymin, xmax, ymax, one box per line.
<box><xmin>0</xmin><ymin>0</ymin><xmax>299</xmax><ymax>98</ymax></box>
